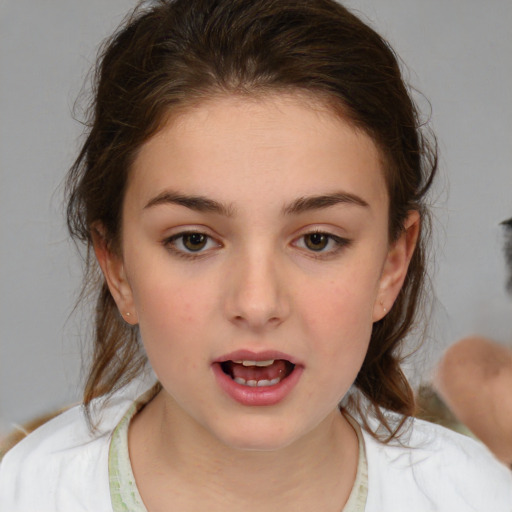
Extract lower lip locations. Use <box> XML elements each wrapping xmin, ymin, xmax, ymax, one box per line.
<box><xmin>212</xmin><ymin>363</ymin><xmax>303</xmax><ymax>406</ymax></box>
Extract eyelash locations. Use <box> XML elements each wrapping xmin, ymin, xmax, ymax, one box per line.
<box><xmin>162</xmin><ymin>230</ymin><xmax>351</xmax><ymax>260</ymax></box>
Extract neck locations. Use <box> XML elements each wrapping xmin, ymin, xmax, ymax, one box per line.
<box><xmin>129</xmin><ymin>391</ymin><xmax>359</xmax><ymax>511</ymax></box>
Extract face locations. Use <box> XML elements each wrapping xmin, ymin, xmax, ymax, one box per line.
<box><xmin>98</xmin><ymin>94</ymin><xmax>417</xmax><ymax>451</ymax></box>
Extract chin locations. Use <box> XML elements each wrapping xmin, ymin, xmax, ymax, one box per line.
<box><xmin>209</xmin><ymin>416</ymin><xmax>305</xmax><ymax>453</ymax></box>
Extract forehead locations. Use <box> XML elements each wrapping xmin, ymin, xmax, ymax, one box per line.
<box><xmin>127</xmin><ymin>93</ymin><xmax>388</xmax><ymax>214</ymax></box>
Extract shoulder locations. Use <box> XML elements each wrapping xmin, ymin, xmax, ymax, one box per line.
<box><xmin>0</xmin><ymin>393</ymin><xmax>135</xmax><ymax>512</ymax></box>
<box><xmin>363</xmin><ymin>416</ymin><xmax>512</xmax><ymax>511</ymax></box>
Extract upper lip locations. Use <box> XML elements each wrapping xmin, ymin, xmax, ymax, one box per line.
<box><xmin>213</xmin><ymin>349</ymin><xmax>300</xmax><ymax>365</ymax></box>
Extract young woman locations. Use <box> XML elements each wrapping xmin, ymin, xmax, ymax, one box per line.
<box><xmin>1</xmin><ymin>1</ymin><xmax>510</xmax><ymax>510</ymax></box>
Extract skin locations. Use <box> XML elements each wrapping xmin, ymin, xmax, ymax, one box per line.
<box><xmin>95</xmin><ymin>93</ymin><xmax>419</xmax><ymax>511</ymax></box>
<box><xmin>434</xmin><ymin>336</ymin><xmax>512</xmax><ymax>465</ymax></box>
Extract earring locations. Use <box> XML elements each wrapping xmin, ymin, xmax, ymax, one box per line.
<box><xmin>125</xmin><ymin>312</ymin><xmax>131</xmax><ymax>317</ymax></box>
<box><xmin>380</xmin><ymin>300</ymin><xmax>387</xmax><ymax>314</ymax></box>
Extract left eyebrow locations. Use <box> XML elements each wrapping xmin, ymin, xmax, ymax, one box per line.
<box><xmin>282</xmin><ymin>192</ymin><xmax>369</xmax><ymax>215</ymax></box>
<box><xmin>144</xmin><ymin>190</ymin><xmax>235</xmax><ymax>217</ymax></box>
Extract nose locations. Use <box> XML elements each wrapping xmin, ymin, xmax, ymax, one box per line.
<box><xmin>224</xmin><ymin>247</ymin><xmax>290</xmax><ymax>331</ymax></box>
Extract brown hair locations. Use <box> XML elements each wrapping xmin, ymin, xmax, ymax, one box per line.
<box><xmin>66</xmin><ymin>0</ymin><xmax>437</xmax><ymax>437</ymax></box>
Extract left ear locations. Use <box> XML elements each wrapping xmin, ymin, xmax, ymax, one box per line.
<box><xmin>373</xmin><ymin>210</ymin><xmax>420</xmax><ymax>322</ymax></box>
<box><xmin>91</xmin><ymin>222</ymin><xmax>139</xmax><ymax>326</ymax></box>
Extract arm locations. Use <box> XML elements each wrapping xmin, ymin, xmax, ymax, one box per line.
<box><xmin>434</xmin><ymin>336</ymin><xmax>512</xmax><ymax>465</ymax></box>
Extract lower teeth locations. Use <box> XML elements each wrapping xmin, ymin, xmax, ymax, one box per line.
<box><xmin>234</xmin><ymin>377</ymin><xmax>281</xmax><ymax>387</ymax></box>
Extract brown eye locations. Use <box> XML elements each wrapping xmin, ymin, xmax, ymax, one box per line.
<box><xmin>164</xmin><ymin>231</ymin><xmax>220</xmax><ymax>258</ymax></box>
<box><xmin>304</xmin><ymin>233</ymin><xmax>329</xmax><ymax>251</ymax></box>
<box><xmin>182</xmin><ymin>233</ymin><xmax>208</xmax><ymax>251</ymax></box>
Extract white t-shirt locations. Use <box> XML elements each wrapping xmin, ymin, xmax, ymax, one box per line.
<box><xmin>1</xmin><ymin>387</ymin><xmax>511</xmax><ymax>511</ymax></box>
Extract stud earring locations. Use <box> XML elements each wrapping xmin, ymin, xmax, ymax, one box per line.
<box><xmin>125</xmin><ymin>312</ymin><xmax>131</xmax><ymax>317</ymax></box>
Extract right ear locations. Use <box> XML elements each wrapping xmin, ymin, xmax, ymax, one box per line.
<box><xmin>91</xmin><ymin>223</ymin><xmax>138</xmax><ymax>325</ymax></box>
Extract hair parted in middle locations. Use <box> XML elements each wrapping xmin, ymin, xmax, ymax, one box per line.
<box><xmin>66</xmin><ymin>0</ymin><xmax>437</xmax><ymax>438</ymax></box>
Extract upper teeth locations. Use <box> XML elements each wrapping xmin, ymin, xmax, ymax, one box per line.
<box><xmin>232</xmin><ymin>359</ymin><xmax>275</xmax><ymax>367</ymax></box>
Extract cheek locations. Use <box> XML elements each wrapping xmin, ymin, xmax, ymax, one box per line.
<box><xmin>297</xmin><ymin>284</ymin><xmax>375</xmax><ymax>405</ymax></box>
<box><xmin>132</xmin><ymin>279</ymin><xmax>215</xmax><ymax>391</ymax></box>
<box><xmin>299</xmin><ymin>275</ymin><xmax>378</xmax><ymax>341</ymax></box>
<box><xmin>129</xmin><ymin>270</ymin><xmax>218</xmax><ymax>352</ymax></box>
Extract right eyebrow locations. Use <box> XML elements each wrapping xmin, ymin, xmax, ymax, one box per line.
<box><xmin>282</xmin><ymin>191</ymin><xmax>369</xmax><ymax>215</ymax></box>
<box><xmin>144</xmin><ymin>190</ymin><xmax>235</xmax><ymax>217</ymax></box>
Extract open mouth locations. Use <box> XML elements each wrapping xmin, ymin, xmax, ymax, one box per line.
<box><xmin>219</xmin><ymin>359</ymin><xmax>295</xmax><ymax>387</ymax></box>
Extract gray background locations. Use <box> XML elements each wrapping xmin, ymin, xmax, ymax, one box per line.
<box><xmin>1</xmin><ymin>0</ymin><xmax>511</xmax><ymax>435</ymax></box>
